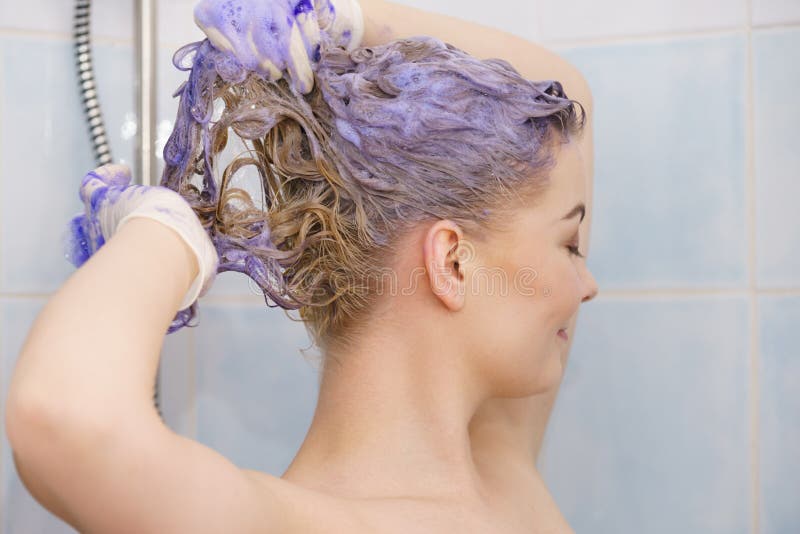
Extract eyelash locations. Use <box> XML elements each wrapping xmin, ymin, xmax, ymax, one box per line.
<box><xmin>567</xmin><ymin>237</ymin><xmax>585</xmax><ymax>258</ymax></box>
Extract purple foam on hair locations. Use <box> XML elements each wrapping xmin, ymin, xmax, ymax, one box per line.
<box><xmin>158</xmin><ymin>34</ymin><xmax>584</xmax><ymax>335</ymax></box>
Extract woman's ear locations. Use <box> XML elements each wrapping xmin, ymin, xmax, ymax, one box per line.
<box><xmin>423</xmin><ymin>220</ymin><xmax>466</xmax><ymax>312</ymax></box>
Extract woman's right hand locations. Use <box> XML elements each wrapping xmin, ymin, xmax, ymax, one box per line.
<box><xmin>193</xmin><ymin>0</ymin><xmax>364</xmax><ymax>94</ymax></box>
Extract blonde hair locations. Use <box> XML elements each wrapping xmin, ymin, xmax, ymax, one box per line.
<box><xmin>161</xmin><ymin>35</ymin><xmax>586</xmax><ymax>354</ymax></box>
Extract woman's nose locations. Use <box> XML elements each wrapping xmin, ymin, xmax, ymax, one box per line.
<box><xmin>581</xmin><ymin>264</ymin><xmax>599</xmax><ymax>302</ymax></box>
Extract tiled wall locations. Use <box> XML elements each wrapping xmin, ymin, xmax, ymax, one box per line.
<box><xmin>0</xmin><ymin>0</ymin><xmax>797</xmax><ymax>532</ymax></box>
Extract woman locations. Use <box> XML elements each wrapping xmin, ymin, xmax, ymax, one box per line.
<box><xmin>6</xmin><ymin>0</ymin><xmax>597</xmax><ymax>532</ymax></box>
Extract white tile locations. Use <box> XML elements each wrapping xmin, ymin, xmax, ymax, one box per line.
<box><xmin>752</xmin><ymin>0</ymin><xmax>800</xmax><ymax>26</ymax></box>
<box><xmin>538</xmin><ymin>0</ymin><xmax>747</xmax><ymax>42</ymax></box>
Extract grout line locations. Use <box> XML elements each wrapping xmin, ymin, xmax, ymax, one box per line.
<box><xmin>534</xmin><ymin>0</ymin><xmax>545</xmax><ymax>44</ymax></box>
<box><xmin>748</xmin><ymin>19</ymin><xmax>800</xmax><ymax>31</ymax></box>
<box><xmin>541</xmin><ymin>22</ymin><xmax>800</xmax><ymax>49</ymax></box>
<box><xmin>545</xmin><ymin>26</ymin><xmax>747</xmax><ymax>49</ymax></box>
<box><xmin>0</xmin><ymin>27</ymin><xmax>133</xmax><ymax>46</ymax></box>
<box><xmin>744</xmin><ymin>0</ymin><xmax>761</xmax><ymax>532</ymax></box>
<box><xmin>0</xmin><ymin>27</ymin><xmax>197</xmax><ymax>52</ymax></box>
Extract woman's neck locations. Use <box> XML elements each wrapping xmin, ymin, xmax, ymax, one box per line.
<box><xmin>281</xmin><ymin>327</ymin><xmax>492</xmax><ymax>504</ymax></box>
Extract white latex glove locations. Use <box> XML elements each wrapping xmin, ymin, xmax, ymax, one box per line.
<box><xmin>63</xmin><ymin>164</ymin><xmax>219</xmax><ymax>312</ymax></box>
<box><xmin>193</xmin><ymin>0</ymin><xmax>364</xmax><ymax>94</ymax></box>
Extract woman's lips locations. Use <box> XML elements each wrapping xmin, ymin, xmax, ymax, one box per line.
<box><xmin>557</xmin><ymin>329</ymin><xmax>568</xmax><ymax>341</ymax></box>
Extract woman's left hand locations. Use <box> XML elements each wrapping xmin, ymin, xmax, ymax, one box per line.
<box><xmin>63</xmin><ymin>163</ymin><xmax>219</xmax><ymax>311</ymax></box>
<box><xmin>193</xmin><ymin>0</ymin><xmax>323</xmax><ymax>93</ymax></box>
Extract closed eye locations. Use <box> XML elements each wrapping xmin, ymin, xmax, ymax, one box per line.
<box><xmin>566</xmin><ymin>232</ymin><xmax>584</xmax><ymax>258</ymax></box>
<box><xmin>566</xmin><ymin>244</ymin><xmax>585</xmax><ymax>258</ymax></box>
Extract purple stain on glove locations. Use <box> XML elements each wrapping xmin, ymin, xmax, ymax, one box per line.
<box><xmin>63</xmin><ymin>209</ymin><xmax>106</xmax><ymax>269</ymax></box>
<box><xmin>63</xmin><ymin>214</ymin><xmax>93</xmax><ymax>268</ymax></box>
<box><xmin>68</xmin><ymin>170</ymin><xmax>135</xmax><ymax>266</ymax></box>
<box><xmin>294</xmin><ymin>0</ymin><xmax>314</xmax><ymax>16</ymax></box>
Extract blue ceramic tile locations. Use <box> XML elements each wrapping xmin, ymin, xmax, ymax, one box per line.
<box><xmin>0</xmin><ymin>0</ymin><xmax>133</xmax><ymax>40</ymax></box>
<box><xmin>1</xmin><ymin>297</ymin><xmax>77</xmax><ymax>533</ymax></box>
<box><xmin>538</xmin><ymin>296</ymin><xmax>751</xmax><ymax>534</ymax></box>
<box><xmin>538</xmin><ymin>0</ymin><xmax>746</xmax><ymax>42</ymax></box>
<box><xmin>193</xmin><ymin>301</ymin><xmax>319</xmax><ymax>476</ymax></box>
<box><xmin>752</xmin><ymin>29</ymin><xmax>800</xmax><ymax>288</ymax></box>
<box><xmin>555</xmin><ymin>35</ymin><xmax>748</xmax><ymax>289</ymax></box>
<box><xmin>753</xmin><ymin>0</ymin><xmax>800</xmax><ymax>26</ymax></box>
<box><xmin>0</xmin><ymin>37</ymin><xmax>134</xmax><ymax>293</ymax></box>
<box><xmin>758</xmin><ymin>295</ymin><xmax>800</xmax><ymax>533</ymax></box>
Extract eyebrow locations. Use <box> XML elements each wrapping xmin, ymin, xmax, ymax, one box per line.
<box><xmin>560</xmin><ymin>203</ymin><xmax>586</xmax><ymax>224</ymax></box>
